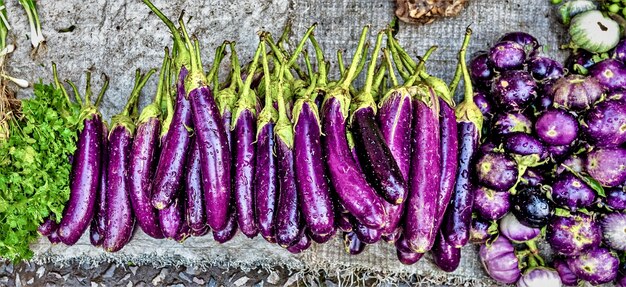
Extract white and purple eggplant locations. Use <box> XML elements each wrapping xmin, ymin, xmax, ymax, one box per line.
<box><xmin>550</xmin><ymin>74</ymin><xmax>604</xmax><ymax>111</ymax></box>
<box><xmin>479</xmin><ymin>236</ymin><xmax>521</xmax><ymax>284</ymax></box>
<box><xmin>606</xmin><ymin>188</ymin><xmax>626</xmax><ymax>210</ymax></box>
<box><xmin>499</xmin><ymin>213</ymin><xmax>540</xmax><ymax>243</ymax></box>
<box><xmin>600</xmin><ymin>212</ymin><xmax>626</xmax><ymax>251</ymax></box>
<box><xmin>585</xmin><ymin>147</ymin><xmax>626</xmax><ymax>187</ymax></box>
<box><xmin>553</xmin><ymin>258</ymin><xmax>579</xmax><ymax>286</ymax></box>
<box><xmin>516</xmin><ymin>267</ymin><xmax>562</xmax><ymax>287</ymax></box>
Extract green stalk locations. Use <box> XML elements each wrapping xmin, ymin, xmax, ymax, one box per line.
<box><xmin>51</xmin><ymin>62</ymin><xmax>72</xmax><ymax>106</ymax></box>
<box><xmin>0</xmin><ymin>1</ymin><xmax>10</xmax><ymax>55</ymax></box>
<box><xmin>232</xmin><ymin>41</ymin><xmax>263</xmax><ymax>126</ymax></box>
<box><xmin>382</xmin><ymin>48</ymin><xmax>399</xmax><ymax>87</ymax></box>
<box><xmin>206</xmin><ymin>41</ymin><xmax>228</xmax><ymax>93</ymax></box>
<box><xmin>336</xmin><ymin>49</ymin><xmax>345</xmax><ymax>75</ymax></box>
<box><xmin>141</xmin><ymin>0</ymin><xmax>189</xmax><ymax>72</ymax></box>
<box><xmin>179</xmin><ymin>18</ymin><xmax>206</xmax><ymax>94</ymax></box>
<box><xmin>19</xmin><ymin>0</ymin><xmax>45</xmax><ymax>51</ymax></box>
<box><xmin>309</xmin><ymin>34</ymin><xmax>328</xmax><ymax>87</ymax></box>
<box><xmin>111</xmin><ymin>69</ymin><xmax>156</xmax><ymax>134</ymax></box>
<box><xmin>455</xmin><ymin>28</ymin><xmax>483</xmax><ymax>132</ymax></box>
<box><xmin>339</xmin><ymin>26</ymin><xmax>370</xmax><ymax>91</ymax></box>
<box><xmin>138</xmin><ymin>47</ymin><xmax>171</xmax><ymax>124</ymax></box>
<box><xmin>386</xmin><ymin>29</ymin><xmax>410</xmax><ymax>80</ymax></box>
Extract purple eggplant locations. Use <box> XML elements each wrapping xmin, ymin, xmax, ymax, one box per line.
<box><xmin>551</xmin><ymin>74</ymin><xmax>604</xmax><ymax>111</ymax></box>
<box><xmin>431</xmin><ymin>231</ymin><xmax>460</xmax><ymax>272</ymax></box>
<box><xmin>492</xmin><ymin>112</ymin><xmax>533</xmax><ymax>136</ymax></box>
<box><xmin>566</xmin><ymin>49</ymin><xmax>597</xmax><ymax>75</ymax></box>
<box><xmin>173</xmin><ymin>220</ymin><xmax>191</xmax><ymax>243</ymax></box>
<box><xmin>499</xmin><ymin>213</ymin><xmax>540</xmax><ymax>242</ymax></box>
<box><xmin>468</xmin><ymin>51</ymin><xmax>494</xmax><ymax>87</ymax></box>
<box><xmin>185</xmin><ymin>138</ymin><xmax>206</xmax><ymax>232</ymax></box>
<box><xmin>520</xmin><ymin>168</ymin><xmax>545</xmax><ymax>187</ymax></box>
<box><xmin>585</xmin><ymin>147</ymin><xmax>626</xmax><ymax>187</ymax></box>
<box><xmin>48</xmin><ymin>230</ymin><xmax>61</xmax><ymax>244</ymax></box>
<box><xmin>516</xmin><ymin>267</ymin><xmax>562</xmax><ymax>287</ymax></box>
<box><xmin>475</xmin><ymin>152</ymin><xmax>519</xmax><ymax>192</ymax></box>
<box><xmin>91</xmin><ymin>121</ymin><xmax>109</xmax><ymax>246</ymax></box>
<box><xmin>490</xmin><ymin>70</ymin><xmax>537</xmax><ymax>112</ymax></box>
<box><xmin>473</xmin><ymin>90</ymin><xmax>493</xmax><ymax>117</ymax></box>
<box><xmin>38</xmin><ymin>218</ymin><xmax>58</xmax><ymax>237</ymax></box>
<box><xmin>550</xmin><ymin>172</ymin><xmax>596</xmax><ymax>211</ymax></box>
<box><xmin>498</xmin><ymin>32</ymin><xmax>539</xmax><ymax>57</ymax></box>
<box><xmin>473</xmin><ymin>186</ymin><xmax>510</xmax><ymax>220</ymax></box>
<box><xmin>321</xmin><ymin>27</ymin><xmax>386</xmax><ymax>229</ymax></box>
<box><xmin>159</xmin><ymin>197</ymin><xmax>184</xmax><ymax>239</ymax></box>
<box><xmin>528</xmin><ymin>56</ymin><xmax>564</xmax><ymax>82</ymax></box>
<box><xmin>190</xmin><ymin>225</ymin><xmax>209</xmax><ymax>237</ymax></box>
<box><xmin>396</xmin><ymin>249</ymin><xmax>424</xmax><ymax>265</ymax></box>
<box><xmin>343</xmin><ymin>232</ymin><xmax>366</xmax><ymax>255</ymax></box>
<box><xmin>548</xmin><ymin>144</ymin><xmax>572</xmax><ymax>160</ymax></box>
<box><xmin>566</xmin><ymin>247</ymin><xmax>619</xmax><ymax>285</ymax></box>
<box><xmin>435</xmin><ymin>94</ymin><xmax>459</xmax><ymax>232</ymax></box>
<box><xmin>308</xmin><ymin>227</ymin><xmax>335</xmax><ymax>244</ymax></box>
<box><xmin>583</xmin><ymin>100</ymin><xmax>626</xmax><ymax>147</ymax></box>
<box><xmin>212</xmin><ymin>208</ymin><xmax>238</xmax><ymax>243</ymax></box>
<box><xmin>336</xmin><ymin>209</ymin><xmax>353</xmax><ymax>233</ymax></box>
<box><xmin>554</xmin><ymin>258</ymin><xmax>579</xmax><ymax>286</ymax></box>
<box><xmin>547</xmin><ymin>213</ymin><xmax>601</xmax><ymax>256</ymax></box>
<box><xmin>511</xmin><ymin>187</ymin><xmax>554</xmax><ymax>228</ymax></box>
<box><xmin>57</xmin><ymin>72</ymin><xmax>108</xmax><ymax>246</ymax></box>
<box><xmin>619</xmin><ymin>264</ymin><xmax>626</xmax><ymax>287</ymax></box>
<box><xmin>479</xmin><ymin>236</ymin><xmax>521</xmax><ymax>284</ymax></box>
<box><xmin>489</xmin><ymin>41</ymin><xmax>526</xmax><ymax>71</ymax></box>
<box><xmin>556</xmin><ymin>154</ymin><xmax>584</xmax><ymax>175</ymax></box>
<box><xmin>600</xmin><ymin>212</ymin><xmax>626</xmax><ymax>251</ymax></box>
<box><xmin>103</xmin><ymin>70</ymin><xmax>154</xmax><ymax>252</ymax></box>
<box><xmin>504</xmin><ymin>132</ymin><xmax>547</xmax><ymax>161</ymax></box>
<box><xmin>606</xmin><ymin>188</ymin><xmax>626</xmax><ymax>210</ymax></box>
<box><xmin>129</xmin><ymin>51</ymin><xmax>170</xmax><ymax>239</ymax></box>
<box><xmin>589</xmin><ymin>58</ymin><xmax>626</xmax><ymax>92</ymax></box>
<box><xmin>469</xmin><ymin>217</ymin><xmax>496</xmax><ymax>244</ymax></box>
<box><xmin>535</xmin><ymin>109</ymin><xmax>578</xmax><ymax>146</ymax></box>
<box><xmin>613</xmin><ymin>39</ymin><xmax>626</xmax><ymax>63</ymax></box>
<box><xmin>286</xmin><ymin>231</ymin><xmax>311</xmax><ymax>254</ymax></box>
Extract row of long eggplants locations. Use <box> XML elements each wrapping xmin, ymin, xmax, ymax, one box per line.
<box><xmin>38</xmin><ymin>0</ymin><xmax>481</xmax><ymax>266</ymax></box>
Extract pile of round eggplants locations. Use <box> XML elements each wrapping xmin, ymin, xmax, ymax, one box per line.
<box><xmin>469</xmin><ymin>30</ymin><xmax>626</xmax><ymax>286</ymax></box>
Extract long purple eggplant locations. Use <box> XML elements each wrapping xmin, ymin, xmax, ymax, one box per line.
<box><xmin>57</xmin><ymin>69</ymin><xmax>108</xmax><ymax>246</ymax></box>
<box><xmin>443</xmin><ymin>29</ymin><xmax>482</xmax><ymax>248</ymax></box>
<box><xmin>231</xmin><ymin>43</ymin><xmax>263</xmax><ymax>238</ymax></box>
<box><xmin>274</xmin><ymin>111</ymin><xmax>300</xmax><ymax>247</ymax></box>
<box><xmin>91</xmin><ymin>121</ymin><xmax>109</xmax><ymax>246</ymax></box>
<box><xmin>159</xmin><ymin>197</ymin><xmax>184</xmax><ymax>239</ymax></box>
<box><xmin>396</xmin><ymin>248</ymin><xmax>424</xmax><ymax>265</ymax></box>
<box><xmin>343</xmin><ymin>232</ymin><xmax>366</xmax><ymax>255</ymax></box>
<box><xmin>129</xmin><ymin>50</ymin><xmax>170</xmax><ymax>239</ymax></box>
<box><xmin>431</xmin><ymin>231</ymin><xmax>461</xmax><ymax>272</ymax></box>
<box><xmin>185</xmin><ymin>137</ymin><xmax>207</xmax><ymax>232</ymax></box>
<box><xmin>38</xmin><ymin>217</ymin><xmax>58</xmax><ymax>237</ymax></box>
<box><xmin>352</xmin><ymin>220</ymin><xmax>382</xmax><ymax>244</ymax></box>
<box><xmin>212</xmin><ymin>207</ymin><xmax>238</xmax><ymax>243</ymax></box>
<box><xmin>321</xmin><ymin>27</ymin><xmax>386</xmax><ymax>230</ymax></box>
<box><xmin>104</xmin><ymin>69</ymin><xmax>155</xmax><ymax>252</ymax></box>
<box><xmin>180</xmin><ymin>23</ymin><xmax>231</xmax><ymax>231</ymax></box>
<box><xmin>308</xmin><ymin>227</ymin><xmax>336</xmax><ymax>244</ymax></box>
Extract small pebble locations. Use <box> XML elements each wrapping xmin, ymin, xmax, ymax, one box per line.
<box><xmin>130</xmin><ymin>266</ymin><xmax>138</xmax><ymax>276</ymax></box>
<box><xmin>126</xmin><ymin>281</ymin><xmax>133</xmax><ymax>287</ymax></box>
<box><xmin>283</xmin><ymin>275</ymin><xmax>298</xmax><ymax>287</ymax></box>
<box><xmin>121</xmin><ymin>274</ymin><xmax>131</xmax><ymax>282</ymax></box>
<box><xmin>233</xmin><ymin>276</ymin><xmax>249</xmax><ymax>286</ymax></box>
<box><xmin>103</xmin><ymin>265</ymin><xmax>116</xmax><ymax>278</ymax></box>
<box><xmin>36</xmin><ymin>267</ymin><xmax>45</xmax><ymax>278</ymax></box>
<box><xmin>15</xmin><ymin>274</ymin><xmax>21</xmax><ymax>287</ymax></box>
<box><xmin>267</xmin><ymin>272</ymin><xmax>280</xmax><ymax>285</ymax></box>
<box><xmin>178</xmin><ymin>272</ymin><xmax>191</xmax><ymax>283</ymax></box>
<box><xmin>27</xmin><ymin>278</ymin><xmax>34</xmax><ymax>285</ymax></box>
<box><xmin>0</xmin><ymin>277</ymin><xmax>8</xmax><ymax>285</ymax></box>
<box><xmin>91</xmin><ymin>282</ymin><xmax>99</xmax><ymax>287</ymax></box>
<box><xmin>152</xmin><ymin>269</ymin><xmax>168</xmax><ymax>286</ymax></box>
<box><xmin>193</xmin><ymin>277</ymin><xmax>205</xmax><ymax>285</ymax></box>
<box><xmin>206</xmin><ymin>277</ymin><xmax>217</xmax><ymax>287</ymax></box>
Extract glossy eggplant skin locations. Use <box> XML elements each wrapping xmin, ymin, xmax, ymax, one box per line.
<box><xmin>103</xmin><ymin>126</ymin><xmax>135</xmax><ymax>252</ymax></box>
<box><xmin>58</xmin><ymin>115</ymin><xmax>103</xmax><ymax>245</ymax></box>
<box><xmin>442</xmin><ymin>121</ymin><xmax>479</xmax><ymax>248</ymax></box>
<box><xmin>185</xmin><ymin>137</ymin><xmax>207</xmax><ymax>232</ymax></box>
<box><xmin>152</xmin><ymin>68</ymin><xmax>192</xmax><ymax>210</ymax></box>
<box><xmin>294</xmin><ymin>101</ymin><xmax>335</xmax><ymax>236</ymax></box>
<box><xmin>275</xmin><ymin>138</ymin><xmax>301</xmax><ymax>247</ymax></box>
<box><xmin>343</xmin><ymin>232</ymin><xmax>366</xmax><ymax>255</ymax></box>
<box><xmin>188</xmin><ymin>84</ymin><xmax>232</xmax><ymax>231</ymax></box>
<box><xmin>129</xmin><ymin>117</ymin><xmax>163</xmax><ymax>239</ymax></box>
<box><xmin>91</xmin><ymin>122</ymin><xmax>109</xmax><ymax>246</ymax></box>
<box><xmin>254</xmin><ymin>123</ymin><xmax>278</xmax><ymax>242</ymax></box>
<box><xmin>321</xmin><ymin>97</ymin><xmax>386</xmax><ymax>229</ymax></box>
<box><xmin>404</xmin><ymin>87</ymin><xmax>441</xmax><ymax>253</ymax></box>
<box><xmin>352</xmin><ymin>107</ymin><xmax>407</xmax><ymax>205</ymax></box>
<box><xmin>39</xmin><ymin>218</ymin><xmax>59</xmax><ymax>237</ymax></box>
<box><xmin>159</xmin><ymin>198</ymin><xmax>184</xmax><ymax>239</ymax></box>
<box><xmin>431</xmin><ymin>231</ymin><xmax>461</xmax><ymax>272</ymax></box>
<box><xmin>212</xmin><ymin>206</ymin><xmax>238</xmax><ymax>243</ymax></box>
<box><xmin>396</xmin><ymin>249</ymin><xmax>424</xmax><ymax>265</ymax></box>
<box><xmin>286</xmin><ymin>231</ymin><xmax>312</xmax><ymax>254</ymax></box>
<box><xmin>233</xmin><ymin>110</ymin><xmax>258</xmax><ymax>238</ymax></box>
<box><xmin>435</xmin><ymin>99</ymin><xmax>459</xmax><ymax>231</ymax></box>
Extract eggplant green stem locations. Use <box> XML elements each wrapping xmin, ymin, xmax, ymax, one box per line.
<box><xmin>153</xmin><ymin>47</ymin><xmax>171</xmax><ymax>107</ymax></box>
<box><xmin>285</xmin><ymin>25</ymin><xmax>317</xmax><ymax>71</ymax></box>
<box><xmin>310</xmin><ymin>34</ymin><xmax>327</xmax><ymax>86</ymax></box>
<box><xmin>122</xmin><ymin>69</ymin><xmax>156</xmax><ymax>117</ymax></box>
<box><xmin>94</xmin><ymin>74</ymin><xmax>109</xmax><ymax>108</ymax></box>
<box><xmin>340</xmin><ymin>26</ymin><xmax>369</xmax><ymax>91</ymax></box>
<box><xmin>260</xmin><ymin>39</ymin><xmax>274</xmax><ymax>113</ymax></box>
<box><xmin>455</xmin><ymin>27</ymin><xmax>483</xmax><ymax>132</ymax></box>
<box><xmin>65</xmin><ymin>80</ymin><xmax>83</xmax><ymax>107</ymax></box>
<box><xmin>372</xmin><ymin>61</ymin><xmax>387</xmax><ymax>96</ymax></box>
<box><xmin>362</xmin><ymin>31</ymin><xmax>384</xmax><ymax>96</ymax></box>
<box><xmin>459</xmin><ymin>28</ymin><xmax>474</xmax><ymax>104</ymax></box>
<box><xmin>52</xmin><ymin>62</ymin><xmax>71</xmax><ymax>106</ymax></box>
<box><xmin>382</xmin><ymin>48</ymin><xmax>399</xmax><ymax>87</ymax></box>
<box><xmin>229</xmin><ymin>42</ymin><xmax>244</xmax><ymax>90</ymax></box>
<box><xmin>337</xmin><ymin>49</ymin><xmax>345</xmax><ymax>75</ymax></box>
<box><xmin>206</xmin><ymin>41</ymin><xmax>228</xmax><ymax>93</ymax></box>
<box><xmin>179</xmin><ymin>18</ymin><xmax>207</xmax><ymax>94</ymax></box>
<box><xmin>303</xmin><ymin>50</ymin><xmax>313</xmax><ymax>83</ymax></box>
<box><xmin>449</xmin><ymin>53</ymin><xmax>463</xmax><ymax>97</ymax></box>
<box><xmin>141</xmin><ymin>0</ymin><xmax>189</xmax><ymax>71</ymax></box>
<box><xmin>265</xmin><ymin>34</ymin><xmax>295</xmax><ymax>81</ymax></box>
<box><xmin>386</xmin><ymin>29</ymin><xmax>410</xmax><ymax>80</ymax></box>
<box><xmin>240</xmin><ymin>41</ymin><xmax>263</xmax><ymax>103</ymax></box>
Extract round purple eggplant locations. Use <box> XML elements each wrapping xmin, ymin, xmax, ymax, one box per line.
<box><xmin>583</xmin><ymin>100</ymin><xmax>626</xmax><ymax>147</ymax></box>
<box><xmin>492</xmin><ymin>112</ymin><xmax>533</xmax><ymax>136</ymax></box>
<box><xmin>528</xmin><ymin>56</ymin><xmax>564</xmax><ymax>82</ymax></box>
<box><xmin>479</xmin><ymin>236</ymin><xmax>521</xmax><ymax>284</ymax></box>
<box><xmin>498</xmin><ymin>32</ymin><xmax>540</xmax><ymax>57</ymax></box>
<box><xmin>490</xmin><ymin>70</ymin><xmax>538</xmax><ymax>111</ymax></box>
<box><xmin>600</xmin><ymin>212</ymin><xmax>626</xmax><ymax>251</ymax></box>
<box><xmin>511</xmin><ymin>187</ymin><xmax>554</xmax><ymax>228</ymax></box>
<box><xmin>504</xmin><ymin>132</ymin><xmax>547</xmax><ymax>161</ymax></box>
<box><xmin>566</xmin><ymin>49</ymin><xmax>597</xmax><ymax>74</ymax></box>
<box><xmin>589</xmin><ymin>58</ymin><xmax>626</xmax><ymax>92</ymax></box>
<box><xmin>516</xmin><ymin>267</ymin><xmax>562</xmax><ymax>287</ymax></box>
<box><xmin>469</xmin><ymin>51</ymin><xmax>494</xmax><ymax>87</ymax></box>
<box><xmin>535</xmin><ymin>109</ymin><xmax>578</xmax><ymax>146</ymax></box>
<box><xmin>608</xmin><ymin>90</ymin><xmax>626</xmax><ymax>102</ymax></box>
<box><xmin>520</xmin><ymin>168</ymin><xmax>545</xmax><ymax>187</ymax></box>
<box><xmin>473</xmin><ymin>186</ymin><xmax>510</xmax><ymax>220</ymax></box>
<box><xmin>613</xmin><ymin>39</ymin><xmax>626</xmax><ymax>63</ymax></box>
<box><xmin>551</xmin><ymin>74</ymin><xmax>604</xmax><ymax>111</ymax></box>
<box><xmin>499</xmin><ymin>213</ymin><xmax>540</xmax><ymax>242</ymax></box>
<box><xmin>489</xmin><ymin>41</ymin><xmax>526</xmax><ymax>71</ymax></box>
<box><xmin>547</xmin><ymin>213</ymin><xmax>601</xmax><ymax>256</ymax></box>
<box><xmin>566</xmin><ymin>247</ymin><xmax>619</xmax><ymax>285</ymax></box>
<box><xmin>469</xmin><ymin>218</ymin><xmax>494</xmax><ymax>244</ymax></box>
<box><xmin>585</xmin><ymin>147</ymin><xmax>626</xmax><ymax>187</ymax></box>
<box><xmin>606</xmin><ymin>188</ymin><xmax>626</xmax><ymax>210</ymax></box>
<box><xmin>550</xmin><ymin>172</ymin><xmax>596</xmax><ymax>211</ymax></box>
<box><xmin>554</xmin><ymin>258</ymin><xmax>579</xmax><ymax>286</ymax></box>
<box><xmin>475</xmin><ymin>152</ymin><xmax>519</xmax><ymax>191</ymax></box>
<box><xmin>556</xmin><ymin>154</ymin><xmax>584</xmax><ymax>175</ymax></box>
<box><xmin>473</xmin><ymin>90</ymin><xmax>493</xmax><ymax>117</ymax></box>
<box><xmin>547</xmin><ymin>144</ymin><xmax>572</xmax><ymax>160</ymax></box>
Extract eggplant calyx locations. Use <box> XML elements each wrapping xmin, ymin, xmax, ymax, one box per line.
<box><xmin>232</xmin><ymin>41</ymin><xmax>264</xmax><ymax>126</ymax></box>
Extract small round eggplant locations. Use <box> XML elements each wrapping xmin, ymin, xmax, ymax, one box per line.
<box><xmin>474</xmin><ymin>90</ymin><xmax>493</xmax><ymax>117</ymax></box>
<box><xmin>489</xmin><ymin>41</ymin><xmax>526</xmax><ymax>71</ymax></box>
<box><xmin>585</xmin><ymin>147</ymin><xmax>626</xmax><ymax>187</ymax></box>
<box><xmin>516</xmin><ymin>267</ymin><xmax>562</xmax><ymax>287</ymax></box>
<box><xmin>475</xmin><ymin>152</ymin><xmax>519</xmax><ymax>191</ymax></box>
<box><xmin>492</xmin><ymin>112</ymin><xmax>533</xmax><ymax>136</ymax></box>
<box><xmin>547</xmin><ymin>144</ymin><xmax>572</xmax><ymax>160</ymax></box>
<box><xmin>511</xmin><ymin>187</ymin><xmax>554</xmax><ymax>228</ymax></box>
<box><xmin>600</xmin><ymin>212</ymin><xmax>626</xmax><ymax>251</ymax></box>
<box><xmin>498</xmin><ymin>32</ymin><xmax>540</xmax><ymax>57</ymax></box>
<box><xmin>469</xmin><ymin>51</ymin><xmax>494</xmax><ymax>87</ymax></box>
<box><xmin>551</xmin><ymin>74</ymin><xmax>604</xmax><ymax>111</ymax></box>
<box><xmin>613</xmin><ymin>39</ymin><xmax>626</xmax><ymax>63</ymax></box>
<box><xmin>553</xmin><ymin>258</ymin><xmax>579</xmax><ymax>286</ymax></box>
<box><xmin>565</xmin><ymin>49</ymin><xmax>597</xmax><ymax>74</ymax></box>
<box><xmin>528</xmin><ymin>56</ymin><xmax>564</xmax><ymax>82</ymax></box>
<box><xmin>490</xmin><ymin>70</ymin><xmax>538</xmax><ymax>111</ymax></box>
<box><xmin>479</xmin><ymin>236</ymin><xmax>521</xmax><ymax>284</ymax></box>
<box><xmin>566</xmin><ymin>247</ymin><xmax>619</xmax><ymax>285</ymax></box>
<box><xmin>535</xmin><ymin>109</ymin><xmax>578</xmax><ymax>146</ymax></box>
<box><xmin>583</xmin><ymin>100</ymin><xmax>626</xmax><ymax>147</ymax></box>
<box><xmin>556</xmin><ymin>154</ymin><xmax>584</xmax><ymax>175</ymax></box>
<box><xmin>473</xmin><ymin>186</ymin><xmax>510</xmax><ymax>220</ymax></box>
<box><xmin>469</xmin><ymin>218</ymin><xmax>494</xmax><ymax>244</ymax></box>
<box><xmin>605</xmin><ymin>188</ymin><xmax>626</xmax><ymax>210</ymax></box>
<box><xmin>589</xmin><ymin>58</ymin><xmax>626</xmax><ymax>92</ymax></box>
<box><xmin>569</xmin><ymin>10</ymin><xmax>621</xmax><ymax>54</ymax></box>
<box><xmin>550</xmin><ymin>173</ymin><xmax>596</xmax><ymax>211</ymax></box>
<box><xmin>520</xmin><ymin>168</ymin><xmax>545</xmax><ymax>187</ymax></box>
<box><xmin>499</xmin><ymin>213</ymin><xmax>540</xmax><ymax>242</ymax></box>
<box><xmin>547</xmin><ymin>213</ymin><xmax>601</xmax><ymax>256</ymax></box>
<box><xmin>504</xmin><ymin>132</ymin><xmax>548</xmax><ymax>161</ymax></box>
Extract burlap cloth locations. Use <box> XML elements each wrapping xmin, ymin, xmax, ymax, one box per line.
<box><xmin>4</xmin><ymin>0</ymin><xmax>569</xmax><ymax>285</ymax></box>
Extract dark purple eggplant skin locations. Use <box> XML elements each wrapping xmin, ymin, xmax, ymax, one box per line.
<box><xmin>396</xmin><ymin>245</ymin><xmax>424</xmax><ymax>265</ymax></box>
<box><xmin>535</xmin><ymin>109</ymin><xmax>579</xmax><ymax>146</ymax></box>
<box><xmin>551</xmin><ymin>74</ymin><xmax>604</xmax><ymax>111</ymax></box>
<box><xmin>511</xmin><ymin>187</ymin><xmax>554</xmax><ymax>228</ymax></box>
<box><xmin>343</xmin><ymin>232</ymin><xmax>366</xmax><ymax>255</ymax></box>
<box><xmin>189</xmin><ymin>85</ymin><xmax>232</xmax><ymax>231</ymax></box>
<box><xmin>590</xmin><ymin>59</ymin><xmax>626</xmax><ymax>92</ymax></box>
<box><xmin>185</xmin><ymin>138</ymin><xmax>207</xmax><ymax>232</ymax></box>
<box><xmin>473</xmin><ymin>90</ymin><xmax>493</xmax><ymax>117</ymax></box>
<box><xmin>103</xmin><ymin>126</ymin><xmax>135</xmax><ymax>252</ymax></box>
<box><xmin>431</xmin><ymin>231</ymin><xmax>461</xmax><ymax>272</ymax></box>
<box><xmin>404</xmin><ymin>90</ymin><xmax>441</xmax><ymax>253</ymax></box>
<box><xmin>606</xmin><ymin>188</ymin><xmax>626</xmax><ymax>210</ymax></box>
<box><xmin>159</xmin><ymin>198</ymin><xmax>184</xmax><ymax>239</ymax></box>
<box><xmin>469</xmin><ymin>218</ymin><xmax>492</xmax><ymax>244</ymax></box>
<box><xmin>490</xmin><ymin>70</ymin><xmax>538</xmax><ymax>112</ymax></box>
<box><xmin>528</xmin><ymin>56</ymin><xmax>564</xmax><ymax>82</ymax></box>
<box><xmin>173</xmin><ymin>221</ymin><xmax>191</xmax><ymax>242</ymax></box>
<box><xmin>38</xmin><ymin>218</ymin><xmax>58</xmax><ymax>237</ymax></box>
<box><xmin>48</xmin><ymin>230</ymin><xmax>61</xmax><ymax>244</ymax></box>
<box><xmin>286</xmin><ymin>232</ymin><xmax>311</xmax><ymax>254</ymax></box>
<box><xmin>212</xmin><ymin>206</ymin><xmax>238</xmax><ymax>243</ymax></box>
<box><xmin>469</xmin><ymin>52</ymin><xmax>494</xmax><ymax>87</ymax></box>
<box><xmin>566</xmin><ymin>49</ymin><xmax>597</xmax><ymax>74</ymax></box>
<box><xmin>190</xmin><ymin>225</ymin><xmax>209</xmax><ymax>237</ymax></box>
<box><xmin>89</xmin><ymin>220</ymin><xmax>102</xmax><ymax>246</ymax></box>
<box><xmin>254</xmin><ymin>123</ymin><xmax>278</xmax><ymax>242</ymax></box>
<box><xmin>222</xmin><ymin>110</ymin><xmax>233</xmax><ymax>149</ymax></box>
<box><xmin>308</xmin><ymin>227</ymin><xmax>336</xmax><ymax>244</ymax></box>
<box><xmin>554</xmin><ymin>258</ymin><xmax>579</xmax><ymax>286</ymax></box>
<box><xmin>613</xmin><ymin>39</ymin><xmax>626</xmax><ymax>63</ymax></box>
<box><xmin>475</xmin><ymin>152</ymin><xmax>518</xmax><ymax>191</ymax></box>
<box><xmin>492</xmin><ymin>112</ymin><xmax>533</xmax><ymax>136</ymax></box>
<box><xmin>129</xmin><ymin>117</ymin><xmax>163</xmax><ymax>239</ymax></box>
<box><xmin>336</xmin><ymin>211</ymin><xmax>353</xmax><ymax>233</ymax></box>
<box><xmin>521</xmin><ymin>168</ymin><xmax>545</xmax><ymax>187</ymax></box>
<box><xmin>548</xmin><ymin>145</ymin><xmax>572</xmax><ymax>160</ymax></box>
<box><xmin>58</xmin><ymin>115</ymin><xmax>103</xmax><ymax>245</ymax></box>
<box><xmin>551</xmin><ymin>172</ymin><xmax>596</xmax><ymax>211</ymax></box>
<box><xmin>321</xmin><ymin>97</ymin><xmax>386</xmax><ymax>229</ymax></box>
<box><xmin>498</xmin><ymin>32</ymin><xmax>539</xmax><ymax>57</ymax></box>
<box><xmin>92</xmin><ymin>122</ymin><xmax>109</xmax><ymax>246</ymax></box>
<box><xmin>352</xmin><ymin>107</ymin><xmax>407</xmax><ymax>205</ymax></box>
<box><xmin>583</xmin><ymin>100</ymin><xmax>626</xmax><ymax>147</ymax></box>
<box><xmin>152</xmin><ymin>68</ymin><xmax>192</xmax><ymax>210</ymax></box>
<box><xmin>434</xmin><ymin>100</ymin><xmax>459</xmax><ymax>231</ymax></box>
<box><xmin>504</xmin><ymin>132</ymin><xmax>547</xmax><ymax>160</ymax></box>
<box><xmin>473</xmin><ymin>186</ymin><xmax>510</xmax><ymax>220</ymax></box>
<box><xmin>382</xmin><ymin>228</ymin><xmax>401</xmax><ymax>243</ymax></box>
<box><xmin>442</xmin><ymin>122</ymin><xmax>479</xmax><ymax>248</ymax></box>
<box><xmin>294</xmin><ymin>101</ymin><xmax>335</xmax><ymax>236</ymax></box>
<box><xmin>233</xmin><ymin>110</ymin><xmax>258</xmax><ymax>238</ymax></box>
<box><xmin>353</xmin><ymin>221</ymin><xmax>382</xmax><ymax>244</ymax></box>
<box><xmin>275</xmin><ymin>138</ymin><xmax>301</xmax><ymax>247</ymax></box>
<box><xmin>489</xmin><ymin>41</ymin><xmax>526</xmax><ymax>71</ymax></box>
